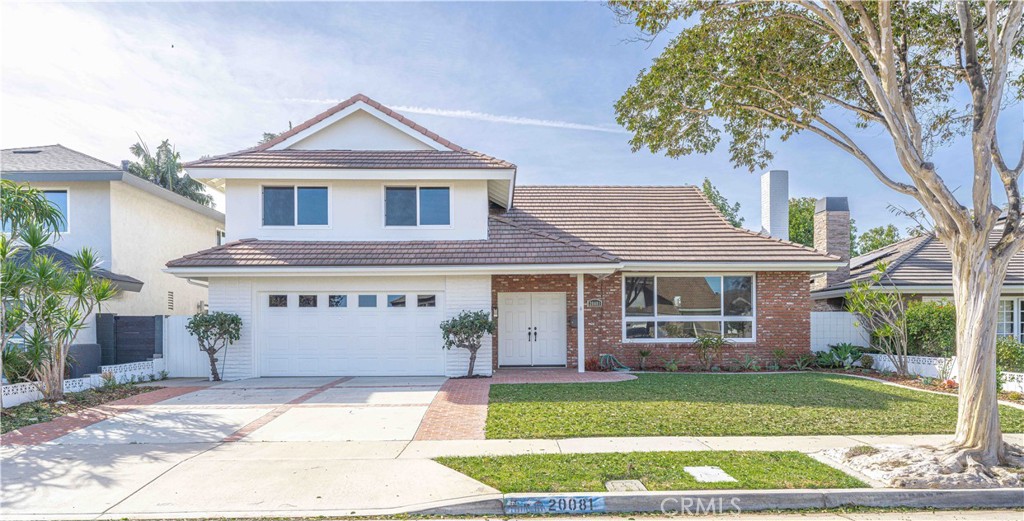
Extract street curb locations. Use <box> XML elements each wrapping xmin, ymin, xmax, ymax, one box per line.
<box><xmin>412</xmin><ymin>487</ymin><xmax>1024</xmax><ymax>515</ymax></box>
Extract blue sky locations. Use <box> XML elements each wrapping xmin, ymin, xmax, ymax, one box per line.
<box><xmin>2</xmin><ymin>1</ymin><xmax>1021</xmax><ymax>233</ymax></box>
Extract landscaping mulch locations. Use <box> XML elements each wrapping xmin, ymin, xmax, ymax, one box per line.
<box><xmin>818</xmin><ymin>368</ymin><xmax>1024</xmax><ymax>405</ymax></box>
<box><xmin>1</xmin><ymin>384</ymin><xmax>162</xmax><ymax>434</ymax></box>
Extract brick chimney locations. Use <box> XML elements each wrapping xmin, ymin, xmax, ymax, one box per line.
<box><xmin>760</xmin><ymin>170</ymin><xmax>789</xmax><ymax>241</ymax></box>
<box><xmin>811</xmin><ymin>197</ymin><xmax>851</xmax><ymax>291</ymax></box>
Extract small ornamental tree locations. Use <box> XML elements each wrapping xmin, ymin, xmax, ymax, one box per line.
<box><xmin>846</xmin><ymin>263</ymin><xmax>910</xmax><ymax>377</ymax></box>
<box><xmin>186</xmin><ymin>311</ymin><xmax>242</xmax><ymax>381</ymax></box>
<box><xmin>440</xmin><ymin>310</ymin><xmax>495</xmax><ymax>377</ymax></box>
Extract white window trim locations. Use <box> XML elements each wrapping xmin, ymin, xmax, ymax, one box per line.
<box><xmin>259</xmin><ymin>184</ymin><xmax>332</xmax><ymax>229</ymax></box>
<box><xmin>998</xmin><ymin>297</ymin><xmax>1024</xmax><ymax>343</ymax></box>
<box><xmin>621</xmin><ymin>272</ymin><xmax>757</xmax><ymax>343</ymax></box>
<box><xmin>382</xmin><ymin>184</ymin><xmax>454</xmax><ymax>229</ymax></box>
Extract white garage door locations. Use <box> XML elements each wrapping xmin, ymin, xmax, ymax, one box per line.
<box><xmin>258</xmin><ymin>291</ymin><xmax>445</xmax><ymax>376</ymax></box>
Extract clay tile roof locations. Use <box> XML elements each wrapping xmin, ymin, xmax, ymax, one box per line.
<box><xmin>166</xmin><ymin>216</ymin><xmax>617</xmax><ymax>268</ymax></box>
<box><xmin>1</xmin><ymin>144</ymin><xmax>120</xmax><ymax>173</ymax></box>
<box><xmin>167</xmin><ymin>185</ymin><xmax>839</xmax><ymax>269</ymax></box>
<box><xmin>185</xmin><ymin>149</ymin><xmax>514</xmax><ymax>169</ymax></box>
<box><xmin>504</xmin><ymin>186</ymin><xmax>840</xmax><ymax>264</ymax></box>
<box><xmin>185</xmin><ymin>94</ymin><xmax>515</xmax><ymax>170</ymax></box>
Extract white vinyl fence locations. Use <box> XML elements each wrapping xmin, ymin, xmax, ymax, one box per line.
<box><xmin>162</xmin><ymin>315</ymin><xmax>210</xmax><ymax>378</ymax></box>
<box><xmin>811</xmin><ymin>312</ymin><xmax>869</xmax><ymax>352</ymax></box>
<box><xmin>869</xmin><ymin>354</ymin><xmax>1024</xmax><ymax>394</ymax></box>
<box><xmin>2</xmin><ymin>359</ymin><xmax>166</xmax><ymax>408</ymax></box>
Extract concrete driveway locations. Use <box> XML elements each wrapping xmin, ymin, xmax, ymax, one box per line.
<box><xmin>1</xmin><ymin>377</ymin><xmax>500</xmax><ymax>520</ymax></box>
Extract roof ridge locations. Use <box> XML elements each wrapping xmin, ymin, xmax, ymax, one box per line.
<box><xmin>254</xmin><ymin>93</ymin><xmax>465</xmax><ymax>153</ymax></box>
<box><xmin>516</xmin><ymin>184</ymin><xmax>699</xmax><ymax>189</ymax></box>
<box><xmin>875</xmin><ymin>233</ymin><xmax>934</xmax><ymax>278</ymax></box>
<box><xmin>1</xmin><ymin>144</ymin><xmax>121</xmax><ymax>171</ymax></box>
<box><xmin>490</xmin><ymin>214</ymin><xmax>618</xmax><ymax>262</ymax></box>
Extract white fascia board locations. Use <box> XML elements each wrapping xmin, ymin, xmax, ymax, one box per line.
<box><xmin>164</xmin><ymin>263</ymin><xmax>621</xmax><ymax>278</ymax></box>
<box><xmin>620</xmin><ymin>261</ymin><xmax>845</xmax><ymax>272</ymax></box>
<box><xmin>268</xmin><ymin>102</ymin><xmax>449</xmax><ymax>151</ymax></box>
<box><xmin>185</xmin><ymin>167</ymin><xmax>516</xmax><ymax>182</ymax></box>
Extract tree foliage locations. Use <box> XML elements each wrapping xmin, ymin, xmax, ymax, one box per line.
<box><xmin>127</xmin><ymin>137</ymin><xmax>214</xmax><ymax>207</ymax></box>
<box><xmin>440</xmin><ymin>310</ymin><xmax>495</xmax><ymax>377</ymax></box>
<box><xmin>856</xmin><ymin>224</ymin><xmax>903</xmax><ymax>256</ymax></box>
<box><xmin>186</xmin><ymin>311</ymin><xmax>242</xmax><ymax>381</ymax></box>
<box><xmin>905</xmin><ymin>300</ymin><xmax>957</xmax><ymax>357</ymax></box>
<box><xmin>612</xmin><ymin>0</ymin><xmax>1024</xmax><ymax>464</ymax></box>
<box><xmin>0</xmin><ymin>180</ymin><xmax>65</xmax><ymax>237</ymax></box>
<box><xmin>701</xmin><ymin>178</ymin><xmax>744</xmax><ymax>227</ymax></box>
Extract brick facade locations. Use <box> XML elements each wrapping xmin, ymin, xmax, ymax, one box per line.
<box><xmin>492</xmin><ymin>271</ymin><xmax>813</xmax><ymax>371</ymax></box>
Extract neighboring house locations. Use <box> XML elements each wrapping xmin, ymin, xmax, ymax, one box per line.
<box><xmin>810</xmin><ymin>201</ymin><xmax>1024</xmax><ymax>343</ymax></box>
<box><xmin>2</xmin><ymin>144</ymin><xmax>226</xmax><ymax>344</ymax></box>
<box><xmin>166</xmin><ymin>94</ymin><xmax>842</xmax><ymax>379</ymax></box>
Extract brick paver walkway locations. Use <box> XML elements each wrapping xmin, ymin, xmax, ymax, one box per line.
<box><xmin>1</xmin><ymin>386</ymin><xmax>205</xmax><ymax>446</ymax></box>
<box><xmin>414</xmin><ymin>369</ymin><xmax>634</xmax><ymax>440</ymax></box>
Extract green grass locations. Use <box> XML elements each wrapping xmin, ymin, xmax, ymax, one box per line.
<box><xmin>436</xmin><ymin>451</ymin><xmax>866</xmax><ymax>492</ymax></box>
<box><xmin>486</xmin><ymin>372</ymin><xmax>1024</xmax><ymax>438</ymax></box>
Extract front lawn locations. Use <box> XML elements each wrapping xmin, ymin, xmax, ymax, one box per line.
<box><xmin>436</xmin><ymin>451</ymin><xmax>866</xmax><ymax>492</ymax></box>
<box><xmin>486</xmin><ymin>373</ymin><xmax>1024</xmax><ymax>438</ymax></box>
<box><xmin>1</xmin><ymin>384</ymin><xmax>160</xmax><ymax>434</ymax></box>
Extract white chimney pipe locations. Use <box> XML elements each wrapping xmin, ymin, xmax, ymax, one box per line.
<box><xmin>761</xmin><ymin>170</ymin><xmax>789</xmax><ymax>241</ymax></box>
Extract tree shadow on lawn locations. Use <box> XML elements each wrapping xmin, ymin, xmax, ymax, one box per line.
<box><xmin>488</xmin><ymin>373</ymin><xmax>938</xmax><ymax>411</ymax></box>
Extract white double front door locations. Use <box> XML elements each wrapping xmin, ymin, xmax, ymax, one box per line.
<box><xmin>497</xmin><ymin>292</ymin><xmax>567</xmax><ymax>366</ymax></box>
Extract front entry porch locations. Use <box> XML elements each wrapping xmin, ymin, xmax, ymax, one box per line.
<box><xmin>496</xmin><ymin>292</ymin><xmax>568</xmax><ymax>367</ymax></box>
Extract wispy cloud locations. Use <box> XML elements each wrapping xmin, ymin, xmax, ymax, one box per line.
<box><xmin>283</xmin><ymin>98</ymin><xmax>629</xmax><ymax>134</ymax></box>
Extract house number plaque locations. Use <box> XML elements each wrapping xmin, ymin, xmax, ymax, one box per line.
<box><xmin>586</xmin><ymin>298</ymin><xmax>603</xmax><ymax>308</ymax></box>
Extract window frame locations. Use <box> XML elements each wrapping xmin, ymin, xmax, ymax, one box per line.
<box><xmin>260</xmin><ymin>184</ymin><xmax>331</xmax><ymax>229</ymax></box>
<box><xmin>621</xmin><ymin>272</ymin><xmax>757</xmax><ymax>343</ymax></box>
<box><xmin>997</xmin><ymin>298</ymin><xmax>1024</xmax><ymax>344</ymax></box>
<box><xmin>382</xmin><ymin>184</ymin><xmax>453</xmax><ymax>228</ymax></box>
<box><xmin>43</xmin><ymin>189</ymin><xmax>70</xmax><ymax>234</ymax></box>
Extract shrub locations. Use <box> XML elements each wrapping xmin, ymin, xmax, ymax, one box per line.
<box><xmin>996</xmin><ymin>336</ymin><xmax>1024</xmax><ymax>373</ymax></box>
<box><xmin>769</xmin><ymin>349</ymin><xmax>786</xmax><ymax>371</ymax></box>
<box><xmin>637</xmin><ymin>349</ymin><xmax>652</xmax><ymax>370</ymax></box>
<box><xmin>790</xmin><ymin>353</ymin><xmax>815</xmax><ymax>371</ymax></box>
<box><xmin>584</xmin><ymin>357</ymin><xmax>601</xmax><ymax>372</ymax></box>
<box><xmin>662</xmin><ymin>357</ymin><xmax>680</xmax><ymax>372</ymax></box>
<box><xmin>859</xmin><ymin>354</ymin><xmax>875</xmax><ymax>370</ymax></box>
<box><xmin>905</xmin><ymin>300</ymin><xmax>956</xmax><ymax>356</ymax></box>
<box><xmin>693</xmin><ymin>334</ymin><xmax>727</xmax><ymax>371</ymax></box>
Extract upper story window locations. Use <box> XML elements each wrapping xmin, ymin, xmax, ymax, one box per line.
<box><xmin>385</xmin><ymin>186</ymin><xmax>450</xmax><ymax>227</ymax></box>
<box><xmin>2</xmin><ymin>189</ymin><xmax>68</xmax><ymax>234</ymax></box>
<box><xmin>262</xmin><ymin>186</ymin><xmax>328</xmax><ymax>227</ymax></box>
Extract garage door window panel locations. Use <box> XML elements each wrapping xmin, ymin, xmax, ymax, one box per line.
<box><xmin>299</xmin><ymin>295</ymin><xmax>318</xmax><ymax>308</ymax></box>
<box><xmin>418</xmin><ymin>294</ymin><xmax>436</xmax><ymax>307</ymax></box>
<box><xmin>388</xmin><ymin>295</ymin><xmax>406</xmax><ymax>308</ymax></box>
<box><xmin>329</xmin><ymin>295</ymin><xmax>348</xmax><ymax>308</ymax></box>
<box><xmin>269</xmin><ymin>295</ymin><xmax>288</xmax><ymax>307</ymax></box>
<box><xmin>358</xmin><ymin>295</ymin><xmax>377</xmax><ymax>308</ymax></box>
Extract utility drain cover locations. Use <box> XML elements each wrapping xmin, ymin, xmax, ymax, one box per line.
<box><xmin>683</xmin><ymin>466</ymin><xmax>737</xmax><ymax>483</ymax></box>
<box><xmin>605</xmin><ymin>479</ymin><xmax>647</xmax><ymax>491</ymax></box>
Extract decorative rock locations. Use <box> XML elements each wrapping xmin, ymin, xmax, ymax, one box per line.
<box><xmin>684</xmin><ymin>466</ymin><xmax>738</xmax><ymax>483</ymax></box>
<box><xmin>605</xmin><ymin>479</ymin><xmax>647</xmax><ymax>491</ymax></box>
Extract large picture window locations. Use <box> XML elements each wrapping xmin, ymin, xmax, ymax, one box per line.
<box><xmin>385</xmin><ymin>186</ymin><xmax>451</xmax><ymax>226</ymax></box>
<box><xmin>623</xmin><ymin>275</ymin><xmax>755</xmax><ymax>341</ymax></box>
<box><xmin>997</xmin><ymin>298</ymin><xmax>1024</xmax><ymax>343</ymax></box>
<box><xmin>262</xmin><ymin>186</ymin><xmax>329</xmax><ymax>226</ymax></box>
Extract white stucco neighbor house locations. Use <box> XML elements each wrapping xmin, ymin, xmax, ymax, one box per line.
<box><xmin>2</xmin><ymin>144</ymin><xmax>226</xmax><ymax>343</ymax></box>
<box><xmin>167</xmin><ymin>94</ymin><xmax>843</xmax><ymax>380</ymax></box>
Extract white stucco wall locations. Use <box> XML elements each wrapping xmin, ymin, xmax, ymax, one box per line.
<box><xmin>106</xmin><ymin>181</ymin><xmax>223</xmax><ymax>316</ymax></box>
<box><xmin>205</xmin><ymin>274</ymin><xmax>492</xmax><ymax>380</ymax></box>
<box><xmin>28</xmin><ymin>181</ymin><xmax>113</xmax><ymax>267</ymax></box>
<box><xmin>289</xmin><ymin>109</ymin><xmax>434</xmax><ymax>151</ymax></box>
<box><xmin>223</xmin><ymin>178</ymin><xmax>490</xmax><ymax>242</ymax></box>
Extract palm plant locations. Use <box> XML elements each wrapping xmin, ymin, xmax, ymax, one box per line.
<box><xmin>127</xmin><ymin>136</ymin><xmax>214</xmax><ymax>207</ymax></box>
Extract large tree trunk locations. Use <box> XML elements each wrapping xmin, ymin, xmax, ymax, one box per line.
<box><xmin>206</xmin><ymin>351</ymin><xmax>221</xmax><ymax>381</ymax></box>
<box><xmin>466</xmin><ymin>347</ymin><xmax>478</xmax><ymax>377</ymax></box>
<box><xmin>948</xmin><ymin>236</ymin><xmax>1011</xmax><ymax>466</ymax></box>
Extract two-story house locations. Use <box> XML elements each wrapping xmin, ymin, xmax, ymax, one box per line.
<box><xmin>2</xmin><ymin>145</ymin><xmax>226</xmax><ymax>344</ymax></box>
<box><xmin>166</xmin><ymin>94</ymin><xmax>842</xmax><ymax>379</ymax></box>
